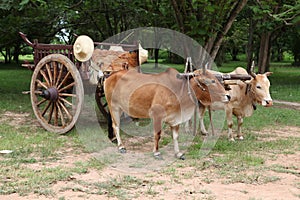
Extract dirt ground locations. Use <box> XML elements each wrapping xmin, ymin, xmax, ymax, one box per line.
<box><xmin>0</xmin><ymin>108</ymin><xmax>299</xmax><ymax>200</ymax></box>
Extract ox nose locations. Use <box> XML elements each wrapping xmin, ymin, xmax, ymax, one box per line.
<box><xmin>265</xmin><ymin>100</ymin><xmax>273</xmax><ymax>107</ymax></box>
<box><xmin>222</xmin><ymin>94</ymin><xmax>231</xmax><ymax>103</ymax></box>
<box><xmin>226</xmin><ymin>94</ymin><xmax>231</xmax><ymax>101</ymax></box>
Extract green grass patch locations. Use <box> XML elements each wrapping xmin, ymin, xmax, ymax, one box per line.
<box><xmin>0</xmin><ymin>63</ymin><xmax>32</xmax><ymax>112</ymax></box>
<box><xmin>0</xmin><ymin>165</ymin><xmax>83</xmax><ymax>196</ymax></box>
<box><xmin>0</xmin><ymin>125</ymin><xmax>67</xmax><ymax>160</ymax></box>
<box><xmin>93</xmin><ymin>175</ymin><xmax>146</xmax><ymax>199</ymax></box>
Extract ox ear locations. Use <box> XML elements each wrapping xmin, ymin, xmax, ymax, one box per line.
<box><xmin>264</xmin><ymin>72</ymin><xmax>273</xmax><ymax>76</ymax></box>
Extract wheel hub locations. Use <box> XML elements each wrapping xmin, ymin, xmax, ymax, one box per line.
<box><xmin>41</xmin><ymin>87</ymin><xmax>59</xmax><ymax>102</ymax></box>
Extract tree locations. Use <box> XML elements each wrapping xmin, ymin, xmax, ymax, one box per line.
<box><xmin>169</xmin><ymin>0</ymin><xmax>248</xmax><ymax>67</ymax></box>
<box><xmin>252</xmin><ymin>0</ymin><xmax>300</xmax><ymax>73</ymax></box>
<box><xmin>290</xmin><ymin>27</ymin><xmax>300</xmax><ymax>65</ymax></box>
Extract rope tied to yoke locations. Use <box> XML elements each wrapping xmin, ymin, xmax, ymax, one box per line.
<box><xmin>184</xmin><ymin>58</ymin><xmax>216</xmax><ymax>136</ymax></box>
<box><xmin>183</xmin><ymin>57</ymin><xmax>200</xmax><ymax>136</ymax></box>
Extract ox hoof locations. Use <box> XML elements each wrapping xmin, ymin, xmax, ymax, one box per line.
<box><xmin>176</xmin><ymin>153</ymin><xmax>185</xmax><ymax>160</ymax></box>
<box><xmin>119</xmin><ymin>147</ymin><xmax>126</xmax><ymax>154</ymax></box>
<box><xmin>229</xmin><ymin>138</ymin><xmax>235</xmax><ymax>142</ymax></box>
<box><xmin>238</xmin><ymin>136</ymin><xmax>244</xmax><ymax>140</ymax></box>
<box><xmin>154</xmin><ymin>152</ymin><xmax>163</xmax><ymax>160</ymax></box>
<box><xmin>111</xmin><ymin>137</ymin><xmax>117</xmax><ymax>144</ymax></box>
<box><xmin>201</xmin><ymin>131</ymin><xmax>208</xmax><ymax>136</ymax></box>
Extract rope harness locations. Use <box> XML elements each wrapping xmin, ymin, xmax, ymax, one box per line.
<box><xmin>245</xmin><ymin>80</ymin><xmax>257</xmax><ymax>110</ymax></box>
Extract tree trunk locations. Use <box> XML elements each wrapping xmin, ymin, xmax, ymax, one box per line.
<box><xmin>258</xmin><ymin>32</ymin><xmax>271</xmax><ymax>73</ymax></box>
<box><xmin>13</xmin><ymin>43</ymin><xmax>20</xmax><ymax>64</ymax></box>
<box><xmin>277</xmin><ymin>48</ymin><xmax>283</xmax><ymax>62</ymax></box>
<box><xmin>231</xmin><ymin>47</ymin><xmax>239</xmax><ymax>61</ymax></box>
<box><xmin>246</xmin><ymin>18</ymin><xmax>256</xmax><ymax>73</ymax></box>
<box><xmin>209</xmin><ymin>0</ymin><xmax>248</xmax><ymax>66</ymax></box>
<box><xmin>6</xmin><ymin>47</ymin><xmax>10</xmax><ymax>64</ymax></box>
<box><xmin>154</xmin><ymin>48</ymin><xmax>159</xmax><ymax>68</ymax></box>
<box><xmin>170</xmin><ymin>0</ymin><xmax>185</xmax><ymax>33</ymax></box>
<box><xmin>101</xmin><ymin>1</ymin><xmax>114</xmax><ymax>37</ymax></box>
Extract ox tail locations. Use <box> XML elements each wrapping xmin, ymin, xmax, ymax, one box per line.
<box><xmin>107</xmin><ymin>112</ymin><xmax>116</xmax><ymax>143</ymax></box>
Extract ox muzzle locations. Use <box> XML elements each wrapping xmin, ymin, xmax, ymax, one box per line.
<box><xmin>262</xmin><ymin>99</ymin><xmax>273</xmax><ymax>107</ymax></box>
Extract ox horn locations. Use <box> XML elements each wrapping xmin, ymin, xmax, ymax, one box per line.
<box><xmin>185</xmin><ymin>57</ymin><xmax>193</xmax><ymax>73</ymax></box>
<box><xmin>203</xmin><ymin>62</ymin><xmax>208</xmax><ymax>75</ymax></box>
<box><xmin>250</xmin><ymin>60</ymin><xmax>257</xmax><ymax>78</ymax></box>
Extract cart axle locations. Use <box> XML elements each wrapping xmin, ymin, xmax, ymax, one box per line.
<box><xmin>41</xmin><ymin>87</ymin><xmax>59</xmax><ymax>102</ymax></box>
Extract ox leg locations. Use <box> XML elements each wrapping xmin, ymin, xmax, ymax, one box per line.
<box><xmin>150</xmin><ymin>105</ymin><xmax>166</xmax><ymax>159</ymax></box>
<box><xmin>153</xmin><ymin>117</ymin><xmax>163</xmax><ymax>159</ymax></box>
<box><xmin>226</xmin><ymin>108</ymin><xmax>235</xmax><ymax>141</ymax></box>
<box><xmin>171</xmin><ymin>125</ymin><xmax>185</xmax><ymax>160</ymax></box>
<box><xmin>111</xmin><ymin>108</ymin><xmax>126</xmax><ymax>153</ymax></box>
<box><xmin>153</xmin><ymin>130</ymin><xmax>162</xmax><ymax>159</ymax></box>
<box><xmin>199</xmin><ymin>106</ymin><xmax>208</xmax><ymax>135</ymax></box>
<box><xmin>237</xmin><ymin>116</ymin><xmax>244</xmax><ymax>140</ymax></box>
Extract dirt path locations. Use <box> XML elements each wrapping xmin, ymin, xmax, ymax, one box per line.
<box><xmin>1</xmin><ymin>142</ymin><xmax>299</xmax><ymax>200</ymax></box>
<box><xmin>274</xmin><ymin>100</ymin><xmax>300</xmax><ymax>110</ymax></box>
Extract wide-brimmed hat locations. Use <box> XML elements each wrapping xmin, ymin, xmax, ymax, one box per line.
<box><xmin>139</xmin><ymin>43</ymin><xmax>148</xmax><ymax>64</ymax></box>
<box><xmin>73</xmin><ymin>35</ymin><xmax>94</xmax><ymax>62</ymax></box>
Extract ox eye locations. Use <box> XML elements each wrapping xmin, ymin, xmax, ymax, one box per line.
<box><xmin>256</xmin><ymin>85</ymin><xmax>262</xmax><ymax>89</ymax></box>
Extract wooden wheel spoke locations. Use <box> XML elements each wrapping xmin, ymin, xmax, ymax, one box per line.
<box><xmin>34</xmin><ymin>90</ymin><xmax>43</xmax><ymax>95</ymax></box>
<box><xmin>56</xmin><ymin>63</ymin><xmax>64</xmax><ymax>87</ymax></box>
<box><xmin>53</xmin><ymin>102</ymin><xmax>58</xmax><ymax>126</ymax></box>
<box><xmin>58</xmin><ymin>81</ymin><xmax>75</xmax><ymax>93</ymax></box>
<box><xmin>57</xmin><ymin>99</ymin><xmax>73</xmax><ymax>120</ymax></box>
<box><xmin>41</xmin><ymin>101</ymin><xmax>51</xmax><ymax>117</ymax></box>
<box><xmin>40</xmin><ymin>69</ymin><xmax>50</xmax><ymax>87</ymax></box>
<box><xmin>37</xmin><ymin>98</ymin><xmax>47</xmax><ymax>106</ymax></box>
<box><xmin>36</xmin><ymin>79</ymin><xmax>48</xmax><ymax>89</ymax></box>
<box><xmin>48</xmin><ymin>102</ymin><xmax>54</xmax><ymax>123</ymax></box>
<box><xmin>46</xmin><ymin>63</ymin><xmax>53</xmax><ymax>86</ymax></box>
<box><xmin>59</xmin><ymin>93</ymin><xmax>76</xmax><ymax>97</ymax></box>
<box><xmin>56</xmin><ymin>102</ymin><xmax>66</xmax><ymax>126</ymax></box>
<box><xmin>59</xmin><ymin>97</ymin><xmax>73</xmax><ymax>107</ymax></box>
<box><xmin>53</xmin><ymin>62</ymin><xmax>57</xmax><ymax>87</ymax></box>
<box><xmin>57</xmin><ymin>71</ymin><xmax>71</xmax><ymax>90</ymax></box>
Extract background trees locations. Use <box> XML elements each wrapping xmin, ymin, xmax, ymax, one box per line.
<box><xmin>0</xmin><ymin>0</ymin><xmax>299</xmax><ymax>72</ymax></box>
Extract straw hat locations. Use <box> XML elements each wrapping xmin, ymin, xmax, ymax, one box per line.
<box><xmin>73</xmin><ymin>35</ymin><xmax>94</xmax><ymax>62</ymax></box>
<box><xmin>139</xmin><ymin>43</ymin><xmax>148</xmax><ymax>64</ymax></box>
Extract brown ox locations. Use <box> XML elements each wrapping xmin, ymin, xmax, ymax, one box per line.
<box><xmin>104</xmin><ymin>68</ymin><xmax>229</xmax><ymax>159</ymax></box>
<box><xmin>199</xmin><ymin>67</ymin><xmax>273</xmax><ymax>141</ymax></box>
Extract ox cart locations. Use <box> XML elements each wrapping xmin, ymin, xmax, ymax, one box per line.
<box><xmin>19</xmin><ymin>32</ymin><xmax>252</xmax><ymax>138</ymax></box>
<box><xmin>19</xmin><ymin>32</ymin><xmax>140</xmax><ymax>134</ymax></box>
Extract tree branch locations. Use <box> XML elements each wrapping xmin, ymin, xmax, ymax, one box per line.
<box><xmin>209</xmin><ymin>0</ymin><xmax>248</xmax><ymax>62</ymax></box>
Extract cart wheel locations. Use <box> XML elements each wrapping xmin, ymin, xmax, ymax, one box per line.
<box><xmin>30</xmin><ymin>54</ymin><xmax>84</xmax><ymax>134</ymax></box>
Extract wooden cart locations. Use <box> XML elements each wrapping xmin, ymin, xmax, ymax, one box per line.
<box><xmin>19</xmin><ymin>32</ymin><xmax>139</xmax><ymax>134</ymax></box>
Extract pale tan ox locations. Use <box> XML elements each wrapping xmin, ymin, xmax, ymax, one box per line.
<box><xmin>199</xmin><ymin>67</ymin><xmax>273</xmax><ymax>141</ymax></box>
<box><xmin>104</xmin><ymin>68</ymin><xmax>230</xmax><ymax>159</ymax></box>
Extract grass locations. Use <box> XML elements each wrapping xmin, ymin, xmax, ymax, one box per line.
<box><xmin>0</xmin><ymin>60</ymin><xmax>299</xmax><ymax>198</ymax></box>
<box><xmin>0</xmin><ymin>63</ymin><xmax>32</xmax><ymax>112</ymax></box>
